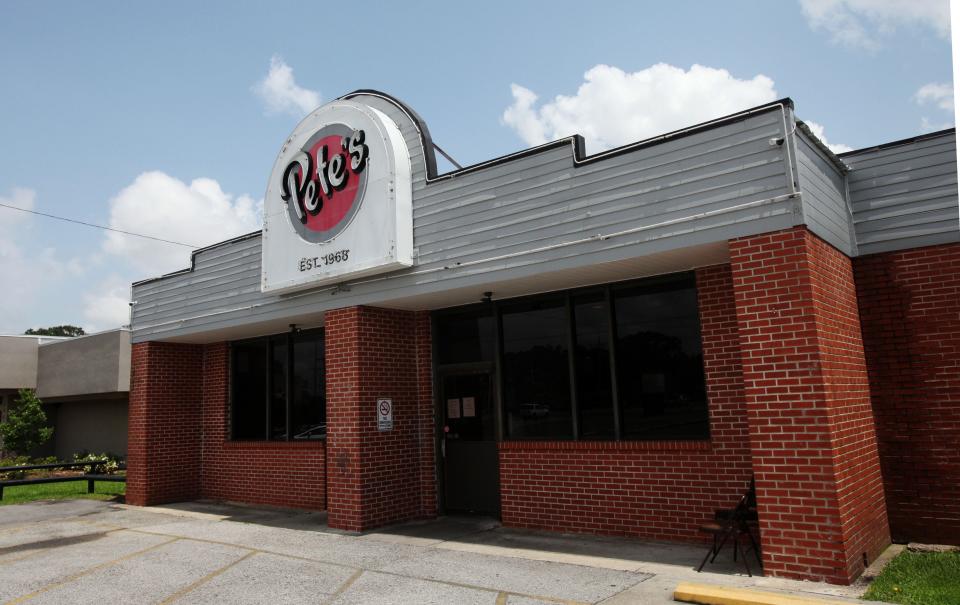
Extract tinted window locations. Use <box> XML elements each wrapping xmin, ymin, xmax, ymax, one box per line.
<box><xmin>292</xmin><ymin>331</ymin><xmax>326</xmax><ymax>439</ymax></box>
<box><xmin>436</xmin><ymin>308</ymin><xmax>495</xmax><ymax>365</ymax></box>
<box><xmin>433</xmin><ymin>272</ymin><xmax>709</xmax><ymax>443</ymax></box>
<box><xmin>232</xmin><ymin>341</ymin><xmax>267</xmax><ymax>440</ymax></box>
<box><xmin>573</xmin><ymin>292</ymin><xmax>615</xmax><ymax>439</ymax></box>
<box><xmin>614</xmin><ymin>278</ymin><xmax>708</xmax><ymax>440</ymax></box>
<box><xmin>230</xmin><ymin>329</ymin><xmax>326</xmax><ymax>441</ymax></box>
<box><xmin>501</xmin><ymin>298</ymin><xmax>572</xmax><ymax>439</ymax></box>
<box><xmin>269</xmin><ymin>338</ymin><xmax>287</xmax><ymax>440</ymax></box>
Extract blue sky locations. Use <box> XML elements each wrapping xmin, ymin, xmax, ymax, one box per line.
<box><xmin>0</xmin><ymin>0</ymin><xmax>954</xmax><ymax>333</ymax></box>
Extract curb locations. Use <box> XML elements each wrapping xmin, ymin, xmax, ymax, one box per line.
<box><xmin>673</xmin><ymin>582</ymin><xmax>858</xmax><ymax>605</ymax></box>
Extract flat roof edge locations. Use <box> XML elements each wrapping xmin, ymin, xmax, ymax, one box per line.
<box><xmin>38</xmin><ymin>327</ymin><xmax>130</xmax><ymax>346</ymax></box>
<box><xmin>795</xmin><ymin>120</ymin><xmax>850</xmax><ymax>173</ymax></box>
<box><xmin>839</xmin><ymin>127</ymin><xmax>956</xmax><ymax>159</ymax></box>
<box><xmin>345</xmin><ymin>90</ymin><xmax>794</xmax><ymax>183</ymax></box>
<box><xmin>132</xmin><ymin>230</ymin><xmax>263</xmax><ymax>287</ymax></box>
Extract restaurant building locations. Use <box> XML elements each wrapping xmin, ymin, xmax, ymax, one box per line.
<box><xmin>126</xmin><ymin>91</ymin><xmax>959</xmax><ymax>585</ymax></box>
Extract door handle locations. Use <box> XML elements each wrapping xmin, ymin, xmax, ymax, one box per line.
<box><xmin>441</xmin><ymin>438</ymin><xmax>446</xmax><ymax>459</ymax></box>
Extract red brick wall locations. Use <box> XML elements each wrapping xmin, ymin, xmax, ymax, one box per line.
<box><xmin>325</xmin><ymin>306</ymin><xmax>435</xmax><ymax>531</ymax></box>
<box><xmin>414</xmin><ymin>312</ymin><xmax>438</xmax><ymax>518</ymax></box>
<box><xmin>198</xmin><ymin>343</ymin><xmax>326</xmax><ymax>510</ymax></box>
<box><xmin>126</xmin><ymin>341</ymin><xmax>203</xmax><ymax>506</ymax></box>
<box><xmin>128</xmin><ymin>341</ymin><xmax>328</xmax><ymax>510</ymax></box>
<box><xmin>855</xmin><ymin>243</ymin><xmax>960</xmax><ymax>545</ymax></box>
<box><xmin>499</xmin><ymin>264</ymin><xmax>754</xmax><ymax>541</ymax></box>
<box><xmin>729</xmin><ymin>226</ymin><xmax>889</xmax><ymax>584</ymax></box>
<box><xmin>806</xmin><ymin>231</ymin><xmax>890</xmax><ymax>580</ymax></box>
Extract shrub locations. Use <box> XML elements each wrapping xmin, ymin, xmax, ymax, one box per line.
<box><xmin>0</xmin><ymin>455</ymin><xmax>31</xmax><ymax>480</ymax></box>
<box><xmin>72</xmin><ymin>452</ymin><xmax>122</xmax><ymax>474</ymax></box>
<box><xmin>0</xmin><ymin>389</ymin><xmax>53</xmax><ymax>456</ymax></box>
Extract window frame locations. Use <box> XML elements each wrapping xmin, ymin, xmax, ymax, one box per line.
<box><xmin>432</xmin><ymin>272</ymin><xmax>709</xmax><ymax>442</ymax></box>
<box><xmin>228</xmin><ymin>327</ymin><xmax>326</xmax><ymax>442</ymax></box>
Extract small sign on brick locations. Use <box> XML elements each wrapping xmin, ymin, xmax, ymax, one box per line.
<box><xmin>377</xmin><ymin>398</ymin><xmax>393</xmax><ymax>431</ymax></box>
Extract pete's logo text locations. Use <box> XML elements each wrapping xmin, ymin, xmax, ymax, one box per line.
<box><xmin>280</xmin><ymin>128</ymin><xmax>369</xmax><ymax>237</ymax></box>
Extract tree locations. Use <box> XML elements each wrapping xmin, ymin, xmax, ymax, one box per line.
<box><xmin>24</xmin><ymin>325</ymin><xmax>85</xmax><ymax>337</ymax></box>
<box><xmin>0</xmin><ymin>389</ymin><xmax>54</xmax><ymax>456</ymax></box>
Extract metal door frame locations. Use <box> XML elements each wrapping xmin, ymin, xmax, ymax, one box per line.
<box><xmin>434</xmin><ymin>362</ymin><xmax>498</xmax><ymax>516</ymax></box>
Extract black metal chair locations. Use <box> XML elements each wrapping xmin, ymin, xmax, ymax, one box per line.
<box><xmin>696</xmin><ymin>480</ymin><xmax>761</xmax><ymax>576</ymax></box>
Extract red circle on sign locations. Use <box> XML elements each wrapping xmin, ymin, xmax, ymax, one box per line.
<box><xmin>304</xmin><ymin>135</ymin><xmax>362</xmax><ymax>233</ymax></box>
<box><xmin>379</xmin><ymin>401</ymin><xmax>390</xmax><ymax>415</ymax></box>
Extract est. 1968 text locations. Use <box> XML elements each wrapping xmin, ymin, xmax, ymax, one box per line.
<box><xmin>299</xmin><ymin>250</ymin><xmax>350</xmax><ymax>272</ymax></box>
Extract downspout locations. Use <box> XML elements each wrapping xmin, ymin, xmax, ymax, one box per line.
<box><xmin>776</xmin><ymin>102</ymin><xmax>800</xmax><ymax>199</ymax></box>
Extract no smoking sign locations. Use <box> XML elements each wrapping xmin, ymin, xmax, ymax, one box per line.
<box><xmin>377</xmin><ymin>398</ymin><xmax>393</xmax><ymax>431</ymax></box>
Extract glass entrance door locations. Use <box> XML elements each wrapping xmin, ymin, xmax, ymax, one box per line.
<box><xmin>440</xmin><ymin>370</ymin><xmax>500</xmax><ymax>515</ymax></box>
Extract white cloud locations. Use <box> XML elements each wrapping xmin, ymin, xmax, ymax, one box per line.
<box><xmin>0</xmin><ymin>173</ymin><xmax>262</xmax><ymax>333</ymax></box>
<box><xmin>915</xmin><ymin>82</ymin><xmax>955</xmax><ymax>111</ymax></box>
<box><xmin>82</xmin><ymin>276</ymin><xmax>131</xmax><ymax>332</ymax></box>
<box><xmin>253</xmin><ymin>55</ymin><xmax>321</xmax><ymax>117</ymax></box>
<box><xmin>103</xmin><ymin>171</ymin><xmax>261</xmax><ymax>277</ymax></box>
<box><xmin>913</xmin><ymin>82</ymin><xmax>956</xmax><ymax>132</ymax></box>
<box><xmin>501</xmin><ymin>84</ymin><xmax>550</xmax><ymax>148</ymax></box>
<box><xmin>799</xmin><ymin>0</ymin><xmax>950</xmax><ymax>49</ymax></box>
<box><xmin>502</xmin><ymin>63</ymin><xmax>778</xmax><ymax>152</ymax></box>
<box><xmin>920</xmin><ymin>116</ymin><xmax>955</xmax><ymax>132</ymax></box>
<box><xmin>804</xmin><ymin>121</ymin><xmax>854</xmax><ymax>154</ymax></box>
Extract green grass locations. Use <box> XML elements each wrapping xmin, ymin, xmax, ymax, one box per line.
<box><xmin>864</xmin><ymin>550</ymin><xmax>960</xmax><ymax>605</ymax></box>
<box><xmin>0</xmin><ymin>480</ymin><xmax>125</xmax><ymax>506</ymax></box>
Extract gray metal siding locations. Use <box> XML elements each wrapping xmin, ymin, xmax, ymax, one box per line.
<box><xmin>132</xmin><ymin>103</ymin><xmax>798</xmax><ymax>342</ymax></box>
<box><xmin>795</xmin><ymin>131</ymin><xmax>855</xmax><ymax>255</ymax></box>
<box><xmin>845</xmin><ymin>131</ymin><xmax>959</xmax><ymax>255</ymax></box>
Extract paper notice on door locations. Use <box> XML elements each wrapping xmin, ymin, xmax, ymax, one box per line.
<box><xmin>447</xmin><ymin>398</ymin><xmax>461</xmax><ymax>419</ymax></box>
<box><xmin>462</xmin><ymin>397</ymin><xmax>476</xmax><ymax>417</ymax></box>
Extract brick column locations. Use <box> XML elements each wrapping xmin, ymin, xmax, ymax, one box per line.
<box><xmin>729</xmin><ymin>227</ymin><xmax>889</xmax><ymax>584</ymax></box>
<box><xmin>324</xmin><ymin>306</ymin><xmax>435</xmax><ymax>531</ymax></box>
<box><xmin>126</xmin><ymin>341</ymin><xmax>203</xmax><ymax>506</ymax></box>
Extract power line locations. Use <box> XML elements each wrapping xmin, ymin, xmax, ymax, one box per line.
<box><xmin>0</xmin><ymin>202</ymin><xmax>199</xmax><ymax>248</ymax></box>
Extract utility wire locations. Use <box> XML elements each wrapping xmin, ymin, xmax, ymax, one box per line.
<box><xmin>0</xmin><ymin>202</ymin><xmax>199</xmax><ymax>248</ymax></box>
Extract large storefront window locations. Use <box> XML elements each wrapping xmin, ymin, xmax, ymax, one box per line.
<box><xmin>502</xmin><ymin>298</ymin><xmax>573</xmax><ymax>439</ymax></box>
<box><xmin>433</xmin><ymin>272</ymin><xmax>708</xmax><ymax>441</ymax></box>
<box><xmin>613</xmin><ymin>279</ymin><xmax>707</xmax><ymax>440</ymax></box>
<box><xmin>230</xmin><ymin>328</ymin><xmax>326</xmax><ymax>441</ymax></box>
<box><xmin>572</xmin><ymin>292</ymin><xmax>616</xmax><ymax>439</ymax></box>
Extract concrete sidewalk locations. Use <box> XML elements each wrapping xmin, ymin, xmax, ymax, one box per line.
<box><xmin>0</xmin><ymin>499</ymin><xmax>875</xmax><ymax>604</ymax></box>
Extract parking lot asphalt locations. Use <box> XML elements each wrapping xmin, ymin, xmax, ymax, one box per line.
<box><xmin>0</xmin><ymin>499</ymin><xmax>872</xmax><ymax>604</ymax></box>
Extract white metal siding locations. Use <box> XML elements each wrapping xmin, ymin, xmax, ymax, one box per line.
<box><xmin>795</xmin><ymin>131</ymin><xmax>854</xmax><ymax>255</ymax></box>
<box><xmin>845</xmin><ymin>131</ymin><xmax>959</xmax><ymax>255</ymax></box>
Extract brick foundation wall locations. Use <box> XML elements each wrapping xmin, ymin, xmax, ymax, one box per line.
<box><xmin>855</xmin><ymin>243</ymin><xmax>960</xmax><ymax>545</ymax></box>
<box><xmin>127</xmin><ymin>341</ymin><xmax>328</xmax><ymax>510</ymax></box>
<box><xmin>499</xmin><ymin>264</ymin><xmax>754</xmax><ymax>541</ymax></box>
<box><xmin>325</xmin><ymin>306</ymin><xmax>435</xmax><ymax>531</ymax></box>
<box><xmin>126</xmin><ymin>342</ymin><xmax>203</xmax><ymax>506</ymax></box>
<box><xmin>198</xmin><ymin>343</ymin><xmax>327</xmax><ymax>510</ymax></box>
<box><xmin>730</xmin><ymin>226</ymin><xmax>889</xmax><ymax>584</ymax></box>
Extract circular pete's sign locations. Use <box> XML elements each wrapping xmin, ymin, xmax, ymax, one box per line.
<box><xmin>281</xmin><ymin>125</ymin><xmax>368</xmax><ymax>243</ymax></box>
<box><xmin>261</xmin><ymin>100</ymin><xmax>414</xmax><ymax>294</ymax></box>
